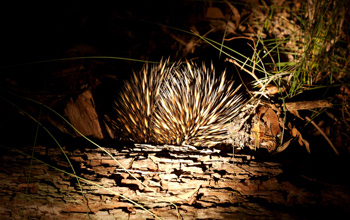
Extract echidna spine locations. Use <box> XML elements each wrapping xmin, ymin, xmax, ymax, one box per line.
<box><xmin>113</xmin><ymin>59</ymin><xmax>244</xmax><ymax>147</ymax></box>
<box><xmin>113</xmin><ymin>59</ymin><xmax>176</xmax><ymax>143</ymax></box>
<box><xmin>152</xmin><ymin>61</ymin><xmax>243</xmax><ymax>147</ymax></box>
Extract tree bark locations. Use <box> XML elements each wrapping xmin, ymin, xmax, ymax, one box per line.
<box><xmin>1</xmin><ymin>144</ymin><xmax>349</xmax><ymax>220</ymax></box>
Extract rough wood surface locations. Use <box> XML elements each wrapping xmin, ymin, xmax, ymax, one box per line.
<box><xmin>64</xmin><ymin>90</ymin><xmax>104</xmax><ymax>139</ymax></box>
<box><xmin>0</xmin><ymin>144</ymin><xmax>349</xmax><ymax>220</ymax></box>
<box><xmin>284</xmin><ymin>100</ymin><xmax>333</xmax><ymax>111</ymax></box>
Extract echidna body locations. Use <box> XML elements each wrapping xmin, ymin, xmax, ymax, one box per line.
<box><xmin>113</xmin><ymin>60</ymin><xmax>244</xmax><ymax>147</ymax></box>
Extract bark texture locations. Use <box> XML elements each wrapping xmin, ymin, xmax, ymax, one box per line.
<box><xmin>1</xmin><ymin>144</ymin><xmax>349</xmax><ymax>220</ymax></box>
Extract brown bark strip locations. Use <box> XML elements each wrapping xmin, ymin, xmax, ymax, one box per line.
<box><xmin>64</xmin><ymin>90</ymin><xmax>103</xmax><ymax>139</ymax></box>
<box><xmin>1</xmin><ymin>144</ymin><xmax>349</xmax><ymax>219</ymax></box>
<box><xmin>283</xmin><ymin>100</ymin><xmax>333</xmax><ymax>111</ymax></box>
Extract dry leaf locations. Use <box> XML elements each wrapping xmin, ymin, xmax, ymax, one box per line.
<box><xmin>262</xmin><ymin>108</ymin><xmax>281</xmax><ymax>137</ymax></box>
<box><xmin>289</xmin><ymin>110</ymin><xmax>304</xmax><ymax>120</ymax></box>
<box><xmin>290</xmin><ymin>126</ymin><xmax>310</xmax><ymax>153</ymax></box>
<box><xmin>205</xmin><ymin>7</ymin><xmax>225</xmax><ymax>19</ymax></box>
<box><xmin>265</xmin><ymin>85</ymin><xmax>280</xmax><ymax>95</ymax></box>
<box><xmin>224</xmin><ymin>0</ymin><xmax>241</xmax><ymax>26</ymax></box>
<box><xmin>273</xmin><ymin>138</ymin><xmax>293</xmax><ymax>154</ymax></box>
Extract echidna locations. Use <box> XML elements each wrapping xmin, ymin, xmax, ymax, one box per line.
<box><xmin>112</xmin><ymin>59</ymin><xmax>244</xmax><ymax>147</ymax></box>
